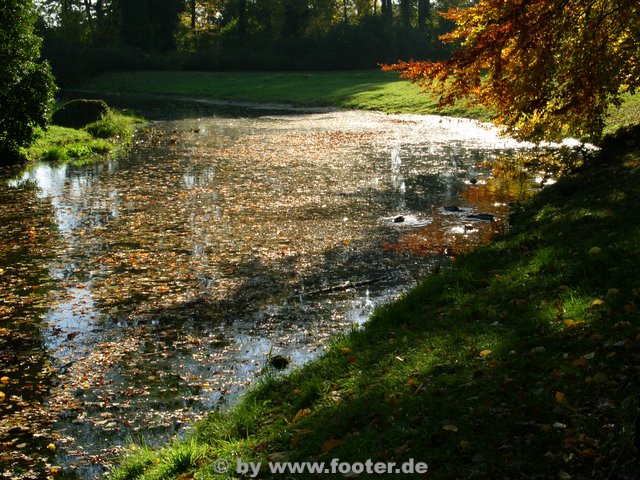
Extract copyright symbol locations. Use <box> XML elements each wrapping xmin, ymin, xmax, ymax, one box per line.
<box><xmin>213</xmin><ymin>458</ymin><xmax>229</xmax><ymax>474</ymax></box>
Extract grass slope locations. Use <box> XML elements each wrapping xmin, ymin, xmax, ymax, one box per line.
<box><xmin>110</xmin><ymin>125</ymin><xmax>640</xmax><ymax>479</ymax></box>
<box><xmin>74</xmin><ymin>70</ymin><xmax>492</xmax><ymax>120</ymax></box>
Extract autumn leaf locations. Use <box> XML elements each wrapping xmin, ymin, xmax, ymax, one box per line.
<box><xmin>293</xmin><ymin>408</ymin><xmax>311</xmax><ymax>422</ymax></box>
<box><xmin>591</xmin><ymin>299</ymin><xmax>605</xmax><ymax>307</ymax></box>
<box><xmin>0</xmin><ymin>376</ymin><xmax>9</xmax><ymax>384</ymax></box>
<box><xmin>479</xmin><ymin>349</ymin><xmax>492</xmax><ymax>357</ymax></box>
<box><xmin>572</xmin><ymin>358</ymin><xmax>589</xmax><ymax>367</ymax></box>
<box><xmin>555</xmin><ymin>391</ymin><xmax>566</xmax><ymax>404</ymax></box>
<box><xmin>321</xmin><ymin>439</ymin><xmax>344</xmax><ymax>453</ymax></box>
<box><xmin>443</xmin><ymin>424</ymin><xmax>459</xmax><ymax>432</ymax></box>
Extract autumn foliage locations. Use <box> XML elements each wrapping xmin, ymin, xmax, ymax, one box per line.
<box><xmin>384</xmin><ymin>0</ymin><xmax>640</xmax><ymax>141</ymax></box>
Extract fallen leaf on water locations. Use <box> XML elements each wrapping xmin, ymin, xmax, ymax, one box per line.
<box><xmin>0</xmin><ymin>376</ymin><xmax>9</xmax><ymax>384</ymax></box>
<box><xmin>47</xmin><ymin>443</ymin><xmax>56</xmax><ymax>451</ymax></box>
<box><xmin>0</xmin><ymin>391</ymin><xmax>5</xmax><ymax>401</ymax></box>
<box><xmin>321</xmin><ymin>439</ymin><xmax>344</xmax><ymax>453</ymax></box>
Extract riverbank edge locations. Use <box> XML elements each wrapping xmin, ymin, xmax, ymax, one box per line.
<box><xmin>108</xmin><ymin>110</ymin><xmax>640</xmax><ymax>480</ymax></box>
<box><xmin>9</xmin><ymin>107</ymin><xmax>145</xmax><ymax>172</ymax></box>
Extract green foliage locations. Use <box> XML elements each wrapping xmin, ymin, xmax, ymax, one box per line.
<box><xmin>52</xmin><ymin>99</ymin><xmax>109</xmax><ymax>129</ymax></box>
<box><xmin>0</xmin><ymin>0</ymin><xmax>57</xmax><ymax>160</ymax></box>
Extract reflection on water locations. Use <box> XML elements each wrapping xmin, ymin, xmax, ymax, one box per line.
<box><xmin>0</xmin><ymin>105</ymin><xmax>532</xmax><ymax>478</ymax></box>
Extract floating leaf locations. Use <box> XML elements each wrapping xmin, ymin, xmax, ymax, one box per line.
<box><xmin>47</xmin><ymin>443</ymin><xmax>56</xmax><ymax>451</ymax></box>
<box><xmin>0</xmin><ymin>376</ymin><xmax>9</xmax><ymax>384</ymax></box>
<box><xmin>0</xmin><ymin>391</ymin><xmax>5</xmax><ymax>401</ymax></box>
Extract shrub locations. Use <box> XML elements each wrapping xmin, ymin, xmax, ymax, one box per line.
<box><xmin>51</xmin><ymin>99</ymin><xmax>110</xmax><ymax>129</ymax></box>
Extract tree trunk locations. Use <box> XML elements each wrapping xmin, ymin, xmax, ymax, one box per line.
<box><xmin>400</xmin><ymin>0</ymin><xmax>412</xmax><ymax>28</ymax></box>
<box><xmin>238</xmin><ymin>0</ymin><xmax>247</xmax><ymax>43</ymax></box>
<box><xmin>191</xmin><ymin>0</ymin><xmax>196</xmax><ymax>29</ymax></box>
<box><xmin>418</xmin><ymin>0</ymin><xmax>430</xmax><ymax>30</ymax></box>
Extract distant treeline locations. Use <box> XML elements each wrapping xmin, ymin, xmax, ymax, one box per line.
<box><xmin>35</xmin><ymin>0</ymin><xmax>471</xmax><ymax>84</ymax></box>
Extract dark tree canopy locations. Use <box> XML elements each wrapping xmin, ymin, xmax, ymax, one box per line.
<box><xmin>385</xmin><ymin>0</ymin><xmax>640</xmax><ymax>142</ymax></box>
<box><xmin>0</xmin><ymin>0</ymin><xmax>56</xmax><ymax>159</ymax></box>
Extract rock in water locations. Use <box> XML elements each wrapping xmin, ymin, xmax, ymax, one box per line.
<box><xmin>269</xmin><ymin>355</ymin><xmax>291</xmax><ymax>370</ymax></box>
<box><xmin>466</xmin><ymin>213</ymin><xmax>495</xmax><ymax>222</ymax></box>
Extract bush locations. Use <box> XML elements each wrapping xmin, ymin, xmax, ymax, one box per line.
<box><xmin>0</xmin><ymin>1</ymin><xmax>57</xmax><ymax>160</ymax></box>
<box><xmin>52</xmin><ymin>99</ymin><xmax>110</xmax><ymax>129</ymax></box>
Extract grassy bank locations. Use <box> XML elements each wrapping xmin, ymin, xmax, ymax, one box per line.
<box><xmin>109</xmin><ymin>118</ymin><xmax>640</xmax><ymax>479</ymax></box>
<box><xmin>21</xmin><ymin>108</ymin><xmax>143</xmax><ymax>164</ymax></box>
<box><xmin>73</xmin><ymin>70</ymin><xmax>492</xmax><ymax>120</ymax></box>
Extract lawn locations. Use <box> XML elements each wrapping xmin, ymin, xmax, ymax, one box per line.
<box><xmin>74</xmin><ymin>70</ymin><xmax>492</xmax><ymax>120</ymax></box>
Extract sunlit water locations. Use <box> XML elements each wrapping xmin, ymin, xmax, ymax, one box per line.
<box><xmin>0</xmin><ymin>103</ymin><xmax>534</xmax><ymax>478</ymax></box>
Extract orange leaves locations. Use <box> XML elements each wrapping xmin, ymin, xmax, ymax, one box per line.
<box><xmin>384</xmin><ymin>0</ymin><xmax>640</xmax><ymax>141</ymax></box>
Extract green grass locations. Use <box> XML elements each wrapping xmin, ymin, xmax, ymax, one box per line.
<box><xmin>74</xmin><ymin>70</ymin><xmax>493</xmax><ymax>120</ymax></box>
<box><xmin>110</xmin><ymin>126</ymin><xmax>640</xmax><ymax>479</ymax></box>
<box><xmin>22</xmin><ymin>109</ymin><xmax>143</xmax><ymax>164</ymax></box>
<box><xmin>605</xmin><ymin>93</ymin><xmax>640</xmax><ymax>135</ymax></box>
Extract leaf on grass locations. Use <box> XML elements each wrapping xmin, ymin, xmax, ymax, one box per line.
<box><xmin>0</xmin><ymin>328</ymin><xmax>9</xmax><ymax>336</ymax></box>
<box><xmin>572</xmin><ymin>358</ymin><xmax>589</xmax><ymax>367</ymax></box>
<box><xmin>588</xmin><ymin>247</ymin><xmax>601</xmax><ymax>255</ymax></box>
<box><xmin>592</xmin><ymin>372</ymin><xmax>607</xmax><ymax>383</ymax></box>
<box><xmin>443</xmin><ymin>424</ymin><xmax>459</xmax><ymax>432</ymax></box>
<box><xmin>479</xmin><ymin>349</ymin><xmax>492</xmax><ymax>358</ymax></box>
<box><xmin>0</xmin><ymin>377</ymin><xmax>9</xmax><ymax>384</ymax></box>
<box><xmin>0</xmin><ymin>391</ymin><xmax>5</xmax><ymax>401</ymax></box>
<box><xmin>321</xmin><ymin>439</ymin><xmax>344</xmax><ymax>453</ymax></box>
<box><xmin>555</xmin><ymin>391</ymin><xmax>566</xmax><ymax>404</ymax></box>
<box><xmin>47</xmin><ymin>443</ymin><xmax>56</xmax><ymax>451</ymax></box>
<box><xmin>591</xmin><ymin>299</ymin><xmax>605</xmax><ymax>307</ymax></box>
<box><xmin>293</xmin><ymin>408</ymin><xmax>311</xmax><ymax>422</ymax></box>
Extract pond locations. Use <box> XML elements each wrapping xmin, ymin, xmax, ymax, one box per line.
<box><xmin>0</xmin><ymin>102</ymin><xmax>533</xmax><ymax>478</ymax></box>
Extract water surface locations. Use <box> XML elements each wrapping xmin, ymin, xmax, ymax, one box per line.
<box><xmin>0</xmin><ymin>104</ymin><xmax>532</xmax><ymax>478</ymax></box>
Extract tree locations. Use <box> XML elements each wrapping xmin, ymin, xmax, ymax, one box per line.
<box><xmin>0</xmin><ymin>0</ymin><xmax>56</xmax><ymax>159</ymax></box>
<box><xmin>385</xmin><ymin>0</ymin><xmax>640</xmax><ymax>141</ymax></box>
